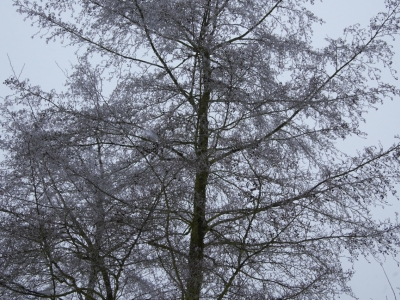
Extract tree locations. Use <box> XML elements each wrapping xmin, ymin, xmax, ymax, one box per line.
<box><xmin>1</xmin><ymin>0</ymin><xmax>400</xmax><ymax>299</ymax></box>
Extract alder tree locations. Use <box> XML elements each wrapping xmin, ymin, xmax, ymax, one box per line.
<box><xmin>2</xmin><ymin>0</ymin><xmax>400</xmax><ymax>299</ymax></box>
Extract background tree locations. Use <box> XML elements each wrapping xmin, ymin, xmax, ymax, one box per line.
<box><xmin>2</xmin><ymin>0</ymin><xmax>400</xmax><ymax>299</ymax></box>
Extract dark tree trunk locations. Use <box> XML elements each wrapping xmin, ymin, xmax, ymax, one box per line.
<box><xmin>186</xmin><ymin>50</ymin><xmax>211</xmax><ymax>300</ymax></box>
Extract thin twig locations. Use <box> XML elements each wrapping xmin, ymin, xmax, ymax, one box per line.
<box><xmin>380</xmin><ymin>262</ymin><xmax>397</xmax><ymax>300</ymax></box>
<box><xmin>7</xmin><ymin>54</ymin><xmax>25</xmax><ymax>79</ymax></box>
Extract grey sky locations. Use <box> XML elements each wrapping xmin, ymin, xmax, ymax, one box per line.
<box><xmin>1</xmin><ymin>1</ymin><xmax>399</xmax><ymax>299</ymax></box>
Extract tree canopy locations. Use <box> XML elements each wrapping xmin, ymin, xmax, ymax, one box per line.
<box><xmin>1</xmin><ymin>0</ymin><xmax>400</xmax><ymax>299</ymax></box>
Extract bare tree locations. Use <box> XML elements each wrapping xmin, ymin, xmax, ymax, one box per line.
<box><xmin>2</xmin><ymin>0</ymin><xmax>400</xmax><ymax>299</ymax></box>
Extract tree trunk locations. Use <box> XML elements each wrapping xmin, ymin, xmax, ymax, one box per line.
<box><xmin>186</xmin><ymin>52</ymin><xmax>211</xmax><ymax>300</ymax></box>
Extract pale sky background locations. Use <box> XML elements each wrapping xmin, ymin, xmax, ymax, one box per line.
<box><xmin>1</xmin><ymin>0</ymin><xmax>400</xmax><ymax>299</ymax></box>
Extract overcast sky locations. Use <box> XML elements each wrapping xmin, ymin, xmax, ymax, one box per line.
<box><xmin>1</xmin><ymin>1</ymin><xmax>400</xmax><ymax>299</ymax></box>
